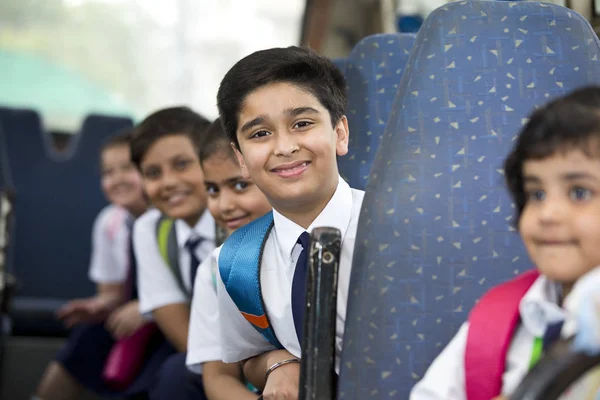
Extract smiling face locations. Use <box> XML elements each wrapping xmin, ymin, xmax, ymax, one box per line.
<box><xmin>519</xmin><ymin>149</ymin><xmax>600</xmax><ymax>286</ymax></box>
<box><xmin>202</xmin><ymin>151</ymin><xmax>271</xmax><ymax>234</ymax></box>
<box><xmin>140</xmin><ymin>134</ymin><xmax>207</xmax><ymax>226</ymax></box>
<box><xmin>233</xmin><ymin>82</ymin><xmax>349</xmax><ymax>223</ymax></box>
<box><xmin>101</xmin><ymin>144</ymin><xmax>146</xmax><ymax>215</ymax></box>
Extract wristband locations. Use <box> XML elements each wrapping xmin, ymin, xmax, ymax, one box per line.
<box><xmin>265</xmin><ymin>358</ymin><xmax>300</xmax><ymax>381</ymax></box>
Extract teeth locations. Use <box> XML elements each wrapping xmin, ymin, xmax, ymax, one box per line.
<box><xmin>281</xmin><ymin>162</ymin><xmax>307</xmax><ymax>171</ymax></box>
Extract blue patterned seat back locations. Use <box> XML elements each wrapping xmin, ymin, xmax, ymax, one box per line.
<box><xmin>0</xmin><ymin>108</ymin><xmax>132</xmax><ymax>335</ymax></box>
<box><xmin>339</xmin><ymin>33</ymin><xmax>416</xmax><ymax>190</ymax></box>
<box><xmin>338</xmin><ymin>2</ymin><xmax>600</xmax><ymax>399</ymax></box>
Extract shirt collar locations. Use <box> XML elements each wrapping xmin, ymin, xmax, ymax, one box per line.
<box><xmin>272</xmin><ymin>176</ymin><xmax>354</xmax><ymax>260</ymax></box>
<box><xmin>519</xmin><ymin>274</ymin><xmax>566</xmax><ymax>337</ymax></box>
<box><xmin>175</xmin><ymin>209</ymin><xmax>215</xmax><ymax>250</ymax></box>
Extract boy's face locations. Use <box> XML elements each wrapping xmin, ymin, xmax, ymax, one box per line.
<box><xmin>101</xmin><ymin>144</ymin><xmax>145</xmax><ymax>211</ymax></box>
<box><xmin>202</xmin><ymin>152</ymin><xmax>271</xmax><ymax>234</ymax></box>
<box><xmin>519</xmin><ymin>149</ymin><xmax>600</xmax><ymax>285</ymax></box>
<box><xmin>233</xmin><ymin>82</ymin><xmax>349</xmax><ymax>214</ymax></box>
<box><xmin>140</xmin><ymin>134</ymin><xmax>207</xmax><ymax>226</ymax></box>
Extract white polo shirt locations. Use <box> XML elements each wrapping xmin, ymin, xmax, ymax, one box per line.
<box><xmin>134</xmin><ymin>208</ymin><xmax>215</xmax><ymax>316</ymax></box>
<box><xmin>88</xmin><ymin>204</ymin><xmax>131</xmax><ymax>284</ymax></box>
<box><xmin>215</xmin><ymin>177</ymin><xmax>364</xmax><ymax>371</ymax></box>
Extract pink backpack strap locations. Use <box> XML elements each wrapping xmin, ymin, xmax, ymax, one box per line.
<box><xmin>465</xmin><ymin>269</ymin><xmax>540</xmax><ymax>400</ymax></box>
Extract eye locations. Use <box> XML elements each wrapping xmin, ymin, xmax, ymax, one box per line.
<box><xmin>205</xmin><ymin>184</ymin><xmax>219</xmax><ymax>196</ymax></box>
<box><xmin>526</xmin><ymin>189</ymin><xmax>545</xmax><ymax>202</ymax></box>
<box><xmin>570</xmin><ymin>186</ymin><xmax>592</xmax><ymax>201</ymax></box>
<box><xmin>293</xmin><ymin>121</ymin><xmax>312</xmax><ymax>129</ymax></box>
<box><xmin>250</xmin><ymin>130</ymin><xmax>270</xmax><ymax>139</ymax></box>
<box><xmin>234</xmin><ymin>181</ymin><xmax>249</xmax><ymax>191</ymax></box>
<box><xmin>101</xmin><ymin>168</ymin><xmax>113</xmax><ymax>177</ymax></box>
<box><xmin>174</xmin><ymin>159</ymin><xmax>191</xmax><ymax>170</ymax></box>
<box><xmin>143</xmin><ymin>167</ymin><xmax>161</xmax><ymax>180</ymax></box>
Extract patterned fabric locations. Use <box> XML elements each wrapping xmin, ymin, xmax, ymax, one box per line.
<box><xmin>339</xmin><ymin>33</ymin><xmax>416</xmax><ymax>191</ymax></box>
<box><xmin>338</xmin><ymin>2</ymin><xmax>600</xmax><ymax>399</ymax></box>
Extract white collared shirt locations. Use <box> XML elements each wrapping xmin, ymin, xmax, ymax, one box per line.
<box><xmin>410</xmin><ymin>274</ymin><xmax>575</xmax><ymax>400</ymax></box>
<box><xmin>134</xmin><ymin>208</ymin><xmax>215</xmax><ymax>316</ymax></box>
<box><xmin>215</xmin><ymin>177</ymin><xmax>364</xmax><ymax>371</ymax></box>
<box><xmin>186</xmin><ymin>255</ymin><xmax>219</xmax><ymax>374</ymax></box>
<box><xmin>88</xmin><ymin>205</ymin><xmax>131</xmax><ymax>284</ymax></box>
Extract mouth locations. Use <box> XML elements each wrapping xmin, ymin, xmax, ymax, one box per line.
<box><xmin>534</xmin><ymin>239</ymin><xmax>578</xmax><ymax>246</ymax></box>
<box><xmin>112</xmin><ymin>184</ymin><xmax>133</xmax><ymax>195</ymax></box>
<box><xmin>223</xmin><ymin>214</ymin><xmax>250</xmax><ymax>230</ymax></box>
<box><xmin>270</xmin><ymin>161</ymin><xmax>311</xmax><ymax>178</ymax></box>
<box><xmin>163</xmin><ymin>190</ymin><xmax>191</xmax><ymax>207</ymax></box>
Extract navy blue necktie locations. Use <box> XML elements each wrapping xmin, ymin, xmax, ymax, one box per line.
<box><xmin>185</xmin><ymin>237</ymin><xmax>203</xmax><ymax>291</ymax></box>
<box><xmin>124</xmin><ymin>216</ymin><xmax>138</xmax><ymax>300</ymax></box>
<box><xmin>291</xmin><ymin>231</ymin><xmax>310</xmax><ymax>344</ymax></box>
<box><xmin>542</xmin><ymin>320</ymin><xmax>564</xmax><ymax>351</ymax></box>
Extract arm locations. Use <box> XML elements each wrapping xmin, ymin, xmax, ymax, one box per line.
<box><xmin>152</xmin><ymin>303</ymin><xmax>190</xmax><ymax>352</ymax></box>
<box><xmin>242</xmin><ymin>349</ymin><xmax>299</xmax><ymax>391</ymax></box>
<box><xmin>134</xmin><ymin>210</ymin><xmax>191</xmax><ymax>350</ymax></box>
<box><xmin>203</xmin><ymin>361</ymin><xmax>259</xmax><ymax>400</ymax></box>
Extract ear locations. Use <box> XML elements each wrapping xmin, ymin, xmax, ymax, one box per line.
<box><xmin>231</xmin><ymin>142</ymin><xmax>251</xmax><ymax>179</ymax></box>
<box><xmin>334</xmin><ymin>115</ymin><xmax>349</xmax><ymax>156</ymax></box>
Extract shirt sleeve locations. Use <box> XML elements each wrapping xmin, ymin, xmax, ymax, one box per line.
<box><xmin>186</xmin><ymin>255</ymin><xmax>221</xmax><ymax>374</ymax></box>
<box><xmin>88</xmin><ymin>206</ymin><xmax>126</xmax><ymax>284</ymax></box>
<box><xmin>215</xmin><ymin>246</ymin><xmax>278</xmax><ymax>363</ymax></box>
<box><xmin>134</xmin><ymin>210</ymin><xmax>188</xmax><ymax>316</ymax></box>
<box><xmin>409</xmin><ymin>322</ymin><xmax>468</xmax><ymax>400</ymax></box>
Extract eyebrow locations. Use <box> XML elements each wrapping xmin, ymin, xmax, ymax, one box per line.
<box><xmin>204</xmin><ymin>176</ymin><xmax>245</xmax><ymax>186</ymax></box>
<box><xmin>239</xmin><ymin>107</ymin><xmax>320</xmax><ymax>134</ymax></box>
<box><xmin>240</xmin><ymin>115</ymin><xmax>267</xmax><ymax>134</ymax></box>
<box><xmin>523</xmin><ymin>171</ymin><xmax>599</xmax><ymax>184</ymax></box>
<box><xmin>284</xmin><ymin>106</ymin><xmax>320</xmax><ymax>117</ymax></box>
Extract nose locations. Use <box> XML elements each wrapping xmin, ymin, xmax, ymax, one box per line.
<box><xmin>219</xmin><ymin>189</ymin><xmax>236</xmax><ymax>215</ymax></box>
<box><xmin>159</xmin><ymin>167</ymin><xmax>179</xmax><ymax>190</ymax></box>
<box><xmin>538</xmin><ymin>194</ymin><xmax>566</xmax><ymax>225</ymax></box>
<box><xmin>274</xmin><ymin>130</ymin><xmax>299</xmax><ymax>157</ymax></box>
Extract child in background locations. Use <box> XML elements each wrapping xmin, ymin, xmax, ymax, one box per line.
<box><xmin>35</xmin><ymin>130</ymin><xmax>171</xmax><ymax>400</ymax></box>
<box><xmin>186</xmin><ymin>118</ymin><xmax>272</xmax><ymax>400</ymax></box>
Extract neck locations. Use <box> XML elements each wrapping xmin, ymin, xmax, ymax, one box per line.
<box><xmin>183</xmin><ymin>210</ymin><xmax>203</xmax><ymax>228</ymax></box>
<box><xmin>560</xmin><ymin>282</ymin><xmax>573</xmax><ymax>306</ymax></box>
<box><xmin>128</xmin><ymin>200</ymin><xmax>149</xmax><ymax>218</ymax></box>
<box><xmin>272</xmin><ymin>180</ymin><xmax>338</xmax><ymax>230</ymax></box>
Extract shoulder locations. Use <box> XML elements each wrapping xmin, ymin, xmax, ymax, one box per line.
<box><xmin>134</xmin><ymin>208</ymin><xmax>162</xmax><ymax>236</ymax></box>
<box><xmin>94</xmin><ymin>205</ymin><xmax>128</xmax><ymax>238</ymax></box>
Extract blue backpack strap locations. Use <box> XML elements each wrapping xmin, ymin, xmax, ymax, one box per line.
<box><xmin>219</xmin><ymin>211</ymin><xmax>283</xmax><ymax>349</ymax></box>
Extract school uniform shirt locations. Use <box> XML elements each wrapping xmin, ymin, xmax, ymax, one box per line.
<box><xmin>215</xmin><ymin>177</ymin><xmax>365</xmax><ymax>371</ymax></box>
<box><xmin>134</xmin><ymin>208</ymin><xmax>216</xmax><ymax>316</ymax></box>
<box><xmin>409</xmin><ymin>270</ymin><xmax>600</xmax><ymax>400</ymax></box>
<box><xmin>186</xmin><ymin>255</ymin><xmax>220</xmax><ymax>374</ymax></box>
<box><xmin>88</xmin><ymin>204</ymin><xmax>131</xmax><ymax>284</ymax></box>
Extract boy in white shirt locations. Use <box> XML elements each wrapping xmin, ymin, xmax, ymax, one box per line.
<box><xmin>35</xmin><ymin>131</ymin><xmax>168</xmax><ymax>400</ymax></box>
<box><xmin>130</xmin><ymin>107</ymin><xmax>214</xmax><ymax>400</ymax></box>
<box><xmin>410</xmin><ymin>87</ymin><xmax>600</xmax><ymax>400</ymax></box>
<box><xmin>214</xmin><ymin>46</ymin><xmax>364</xmax><ymax>400</ymax></box>
<box><xmin>187</xmin><ymin>118</ymin><xmax>272</xmax><ymax>400</ymax></box>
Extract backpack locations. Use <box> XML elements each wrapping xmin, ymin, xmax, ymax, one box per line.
<box><xmin>218</xmin><ymin>211</ymin><xmax>283</xmax><ymax>349</ymax></box>
<box><xmin>465</xmin><ymin>269</ymin><xmax>540</xmax><ymax>400</ymax></box>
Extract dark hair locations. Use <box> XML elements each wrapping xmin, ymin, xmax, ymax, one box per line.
<box><xmin>505</xmin><ymin>86</ymin><xmax>600</xmax><ymax>223</ymax></box>
<box><xmin>101</xmin><ymin>128</ymin><xmax>134</xmax><ymax>154</ymax></box>
<box><xmin>199</xmin><ymin>117</ymin><xmax>236</xmax><ymax>165</ymax></box>
<box><xmin>217</xmin><ymin>46</ymin><xmax>347</xmax><ymax>149</ymax></box>
<box><xmin>131</xmin><ymin>107</ymin><xmax>211</xmax><ymax>168</ymax></box>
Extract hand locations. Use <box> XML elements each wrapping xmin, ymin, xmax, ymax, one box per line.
<box><xmin>105</xmin><ymin>300</ymin><xmax>147</xmax><ymax>340</ymax></box>
<box><xmin>261</xmin><ymin>361</ymin><xmax>300</xmax><ymax>400</ymax></box>
<box><xmin>57</xmin><ymin>296</ymin><xmax>114</xmax><ymax>327</ymax></box>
